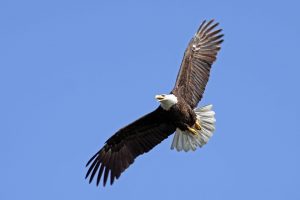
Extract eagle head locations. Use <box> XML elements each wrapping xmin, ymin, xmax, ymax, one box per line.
<box><xmin>155</xmin><ymin>94</ymin><xmax>178</xmax><ymax>110</ymax></box>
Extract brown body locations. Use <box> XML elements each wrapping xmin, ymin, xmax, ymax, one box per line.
<box><xmin>167</xmin><ymin>94</ymin><xmax>197</xmax><ymax>131</ymax></box>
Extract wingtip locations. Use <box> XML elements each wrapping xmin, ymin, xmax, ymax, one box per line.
<box><xmin>205</xmin><ymin>19</ymin><xmax>222</xmax><ymax>27</ymax></box>
<box><xmin>89</xmin><ymin>177</ymin><xmax>93</xmax><ymax>184</ymax></box>
<box><xmin>206</xmin><ymin>19</ymin><xmax>214</xmax><ymax>25</ymax></box>
<box><xmin>197</xmin><ymin>20</ymin><xmax>207</xmax><ymax>32</ymax></box>
<box><xmin>110</xmin><ymin>179</ymin><xmax>114</xmax><ymax>186</ymax></box>
<box><xmin>197</xmin><ymin>19</ymin><xmax>221</xmax><ymax>36</ymax></box>
<box><xmin>86</xmin><ymin>149</ymin><xmax>101</xmax><ymax>167</ymax></box>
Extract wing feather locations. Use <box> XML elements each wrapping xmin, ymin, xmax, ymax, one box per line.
<box><xmin>85</xmin><ymin>107</ymin><xmax>175</xmax><ymax>186</ymax></box>
<box><xmin>172</xmin><ymin>19</ymin><xmax>224</xmax><ymax>108</ymax></box>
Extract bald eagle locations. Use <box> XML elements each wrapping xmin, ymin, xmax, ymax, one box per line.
<box><xmin>85</xmin><ymin>19</ymin><xmax>224</xmax><ymax>186</ymax></box>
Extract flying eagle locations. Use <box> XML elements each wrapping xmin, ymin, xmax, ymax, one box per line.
<box><xmin>85</xmin><ymin>19</ymin><xmax>224</xmax><ymax>186</ymax></box>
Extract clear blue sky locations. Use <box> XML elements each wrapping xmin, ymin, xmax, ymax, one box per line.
<box><xmin>1</xmin><ymin>0</ymin><xmax>300</xmax><ymax>199</ymax></box>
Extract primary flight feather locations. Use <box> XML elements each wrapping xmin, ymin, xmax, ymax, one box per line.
<box><xmin>85</xmin><ymin>19</ymin><xmax>224</xmax><ymax>186</ymax></box>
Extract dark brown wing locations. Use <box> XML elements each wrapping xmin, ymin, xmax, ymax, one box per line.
<box><xmin>172</xmin><ymin>19</ymin><xmax>224</xmax><ymax>108</ymax></box>
<box><xmin>85</xmin><ymin>107</ymin><xmax>176</xmax><ymax>186</ymax></box>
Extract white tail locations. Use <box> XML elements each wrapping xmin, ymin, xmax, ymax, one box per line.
<box><xmin>170</xmin><ymin>104</ymin><xmax>216</xmax><ymax>152</ymax></box>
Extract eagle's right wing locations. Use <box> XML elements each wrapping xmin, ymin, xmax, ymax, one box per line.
<box><xmin>85</xmin><ymin>107</ymin><xmax>176</xmax><ymax>186</ymax></box>
<box><xmin>172</xmin><ymin>20</ymin><xmax>224</xmax><ymax>108</ymax></box>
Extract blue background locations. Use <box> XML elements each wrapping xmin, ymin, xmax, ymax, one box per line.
<box><xmin>1</xmin><ymin>0</ymin><xmax>300</xmax><ymax>199</ymax></box>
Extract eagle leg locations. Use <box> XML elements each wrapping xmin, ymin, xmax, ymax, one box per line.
<box><xmin>195</xmin><ymin>120</ymin><xmax>202</xmax><ymax>130</ymax></box>
<box><xmin>187</xmin><ymin>126</ymin><xmax>198</xmax><ymax>135</ymax></box>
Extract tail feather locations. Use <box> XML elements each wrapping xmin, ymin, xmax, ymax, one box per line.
<box><xmin>171</xmin><ymin>104</ymin><xmax>216</xmax><ymax>152</ymax></box>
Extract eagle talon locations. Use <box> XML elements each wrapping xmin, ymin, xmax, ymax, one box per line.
<box><xmin>195</xmin><ymin>120</ymin><xmax>201</xmax><ymax>130</ymax></box>
<box><xmin>188</xmin><ymin>126</ymin><xmax>198</xmax><ymax>135</ymax></box>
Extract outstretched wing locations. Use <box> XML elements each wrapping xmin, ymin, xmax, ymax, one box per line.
<box><xmin>172</xmin><ymin>20</ymin><xmax>224</xmax><ymax>108</ymax></box>
<box><xmin>85</xmin><ymin>107</ymin><xmax>176</xmax><ymax>186</ymax></box>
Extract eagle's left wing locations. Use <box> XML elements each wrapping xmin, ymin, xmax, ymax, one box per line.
<box><xmin>85</xmin><ymin>107</ymin><xmax>176</xmax><ymax>186</ymax></box>
<box><xmin>172</xmin><ymin>20</ymin><xmax>224</xmax><ymax>108</ymax></box>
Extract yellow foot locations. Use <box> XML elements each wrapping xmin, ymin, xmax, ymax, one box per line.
<box><xmin>188</xmin><ymin>126</ymin><xmax>198</xmax><ymax>135</ymax></box>
<box><xmin>195</xmin><ymin>120</ymin><xmax>202</xmax><ymax>130</ymax></box>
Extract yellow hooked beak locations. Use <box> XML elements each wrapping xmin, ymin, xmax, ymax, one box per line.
<box><xmin>155</xmin><ymin>94</ymin><xmax>165</xmax><ymax>101</ymax></box>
